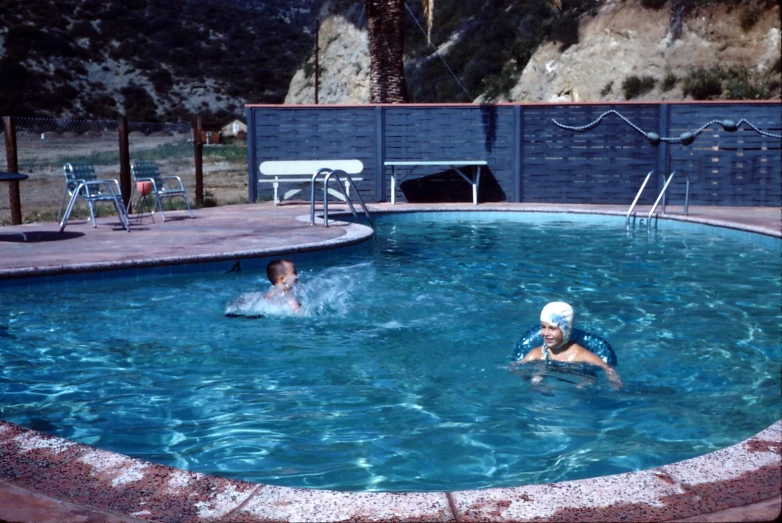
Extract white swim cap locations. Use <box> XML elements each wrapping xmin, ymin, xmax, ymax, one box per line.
<box><xmin>540</xmin><ymin>301</ymin><xmax>575</xmax><ymax>346</ymax></box>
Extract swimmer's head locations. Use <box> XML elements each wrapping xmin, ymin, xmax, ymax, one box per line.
<box><xmin>267</xmin><ymin>259</ymin><xmax>298</xmax><ymax>287</ymax></box>
<box><xmin>540</xmin><ymin>301</ymin><xmax>574</xmax><ymax>348</ymax></box>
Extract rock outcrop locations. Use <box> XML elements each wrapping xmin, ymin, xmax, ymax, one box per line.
<box><xmin>284</xmin><ymin>0</ymin><xmax>780</xmax><ymax>104</ymax></box>
<box><xmin>510</xmin><ymin>1</ymin><xmax>780</xmax><ymax>102</ymax></box>
<box><xmin>285</xmin><ymin>4</ymin><xmax>370</xmax><ymax>104</ymax></box>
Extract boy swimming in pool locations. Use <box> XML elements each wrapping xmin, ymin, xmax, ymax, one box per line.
<box><xmin>518</xmin><ymin>301</ymin><xmax>623</xmax><ymax>389</ymax></box>
<box><xmin>265</xmin><ymin>259</ymin><xmax>301</xmax><ymax>312</ymax></box>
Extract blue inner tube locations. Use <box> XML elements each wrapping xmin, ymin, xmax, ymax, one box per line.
<box><xmin>512</xmin><ymin>325</ymin><xmax>618</xmax><ymax>367</ymax></box>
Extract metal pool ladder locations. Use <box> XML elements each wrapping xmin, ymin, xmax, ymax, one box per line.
<box><xmin>626</xmin><ymin>169</ymin><xmax>690</xmax><ymax>229</ymax></box>
<box><xmin>309</xmin><ymin>168</ymin><xmax>375</xmax><ymax>231</ymax></box>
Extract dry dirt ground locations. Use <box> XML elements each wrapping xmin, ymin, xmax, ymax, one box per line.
<box><xmin>0</xmin><ymin>141</ymin><xmax>250</xmax><ymax>225</ymax></box>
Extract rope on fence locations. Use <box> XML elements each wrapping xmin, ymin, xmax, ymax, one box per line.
<box><xmin>552</xmin><ymin>109</ymin><xmax>782</xmax><ymax>145</ymax></box>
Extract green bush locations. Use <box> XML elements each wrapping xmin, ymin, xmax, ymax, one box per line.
<box><xmin>549</xmin><ymin>11</ymin><xmax>580</xmax><ymax>49</ymax></box>
<box><xmin>739</xmin><ymin>5</ymin><xmax>760</xmax><ymax>32</ymax></box>
<box><xmin>682</xmin><ymin>65</ymin><xmax>770</xmax><ymax>100</ymax></box>
<box><xmin>600</xmin><ymin>81</ymin><xmax>613</xmax><ymax>97</ymax></box>
<box><xmin>481</xmin><ymin>60</ymin><xmax>522</xmax><ymax>100</ymax></box>
<box><xmin>661</xmin><ymin>72</ymin><xmax>678</xmax><ymax>92</ymax></box>
<box><xmin>622</xmin><ymin>75</ymin><xmax>656</xmax><ymax>99</ymax></box>
<box><xmin>681</xmin><ymin>67</ymin><xmax>723</xmax><ymax>99</ymax></box>
<box><xmin>723</xmin><ymin>66</ymin><xmax>769</xmax><ymax>99</ymax></box>
<box><xmin>640</xmin><ymin>0</ymin><xmax>667</xmax><ymax>9</ymax></box>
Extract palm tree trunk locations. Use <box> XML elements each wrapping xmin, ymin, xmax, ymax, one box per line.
<box><xmin>366</xmin><ymin>0</ymin><xmax>409</xmax><ymax>103</ymax></box>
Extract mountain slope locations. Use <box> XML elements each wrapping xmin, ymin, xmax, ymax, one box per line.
<box><xmin>0</xmin><ymin>0</ymin><xmax>321</xmax><ymax>120</ymax></box>
<box><xmin>285</xmin><ymin>0</ymin><xmax>781</xmax><ymax>104</ymax></box>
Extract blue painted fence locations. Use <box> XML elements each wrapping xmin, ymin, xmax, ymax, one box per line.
<box><xmin>246</xmin><ymin>102</ymin><xmax>781</xmax><ymax>207</ymax></box>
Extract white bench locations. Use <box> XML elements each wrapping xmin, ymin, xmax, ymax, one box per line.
<box><xmin>259</xmin><ymin>159</ymin><xmax>364</xmax><ymax>205</ymax></box>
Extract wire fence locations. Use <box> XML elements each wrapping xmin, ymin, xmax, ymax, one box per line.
<box><xmin>1</xmin><ymin>117</ymin><xmax>249</xmax><ymax>225</ymax></box>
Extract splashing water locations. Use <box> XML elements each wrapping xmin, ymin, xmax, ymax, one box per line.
<box><xmin>225</xmin><ymin>263</ymin><xmax>375</xmax><ymax>318</ymax></box>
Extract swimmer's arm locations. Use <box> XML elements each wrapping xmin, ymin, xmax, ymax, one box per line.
<box><xmin>289</xmin><ymin>297</ymin><xmax>301</xmax><ymax>312</ymax></box>
<box><xmin>577</xmin><ymin>349</ymin><xmax>623</xmax><ymax>389</ymax></box>
<box><xmin>518</xmin><ymin>347</ymin><xmax>543</xmax><ymax>364</ymax></box>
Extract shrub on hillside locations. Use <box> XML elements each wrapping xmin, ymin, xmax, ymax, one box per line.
<box><xmin>622</xmin><ymin>75</ymin><xmax>656</xmax><ymax>99</ymax></box>
<box><xmin>149</xmin><ymin>68</ymin><xmax>174</xmax><ymax>94</ymax></box>
<box><xmin>661</xmin><ymin>72</ymin><xmax>678</xmax><ymax>92</ymax></box>
<box><xmin>722</xmin><ymin>66</ymin><xmax>770</xmax><ymax>99</ymax></box>
<box><xmin>680</xmin><ymin>65</ymin><xmax>770</xmax><ymax>100</ymax></box>
<box><xmin>640</xmin><ymin>0</ymin><xmax>667</xmax><ymax>9</ymax></box>
<box><xmin>682</xmin><ymin>67</ymin><xmax>723</xmax><ymax>99</ymax></box>
<box><xmin>120</xmin><ymin>84</ymin><xmax>158</xmax><ymax>121</ymax></box>
<box><xmin>739</xmin><ymin>4</ymin><xmax>760</xmax><ymax>31</ymax></box>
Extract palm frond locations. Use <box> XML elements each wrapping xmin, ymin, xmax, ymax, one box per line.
<box><xmin>423</xmin><ymin>0</ymin><xmax>434</xmax><ymax>43</ymax></box>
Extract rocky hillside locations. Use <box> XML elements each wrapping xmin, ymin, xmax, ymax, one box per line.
<box><xmin>286</xmin><ymin>0</ymin><xmax>781</xmax><ymax>104</ymax></box>
<box><xmin>1</xmin><ymin>0</ymin><xmax>778</xmax><ymax>120</ymax></box>
<box><xmin>0</xmin><ymin>0</ymin><xmax>321</xmax><ymax>120</ymax></box>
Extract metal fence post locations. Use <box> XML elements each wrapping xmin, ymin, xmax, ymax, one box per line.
<box><xmin>118</xmin><ymin>116</ymin><xmax>131</xmax><ymax>210</ymax></box>
<box><xmin>3</xmin><ymin>116</ymin><xmax>22</xmax><ymax>224</ymax></box>
<box><xmin>193</xmin><ymin>116</ymin><xmax>203</xmax><ymax>206</ymax></box>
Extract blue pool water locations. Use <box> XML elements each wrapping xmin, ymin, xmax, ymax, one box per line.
<box><xmin>1</xmin><ymin>213</ymin><xmax>780</xmax><ymax>492</ymax></box>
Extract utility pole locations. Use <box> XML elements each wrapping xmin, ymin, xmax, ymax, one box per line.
<box><xmin>314</xmin><ymin>19</ymin><xmax>320</xmax><ymax>104</ymax></box>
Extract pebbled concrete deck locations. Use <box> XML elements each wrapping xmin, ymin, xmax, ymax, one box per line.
<box><xmin>0</xmin><ymin>202</ymin><xmax>779</xmax><ymax>523</ymax></box>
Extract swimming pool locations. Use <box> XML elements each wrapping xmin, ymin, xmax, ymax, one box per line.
<box><xmin>1</xmin><ymin>212</ymin><xmax>779</xmax><ymax>493</ymax></box>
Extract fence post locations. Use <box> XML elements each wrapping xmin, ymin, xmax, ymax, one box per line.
<box><xmin>374</xmin><ymin>106</ymin><xmax>384</xmax><ymax>202</ymax></box>
<box><xmin>118</xmin><ymin>116</ymin><xmax>131</xmax><ymax>210</ymax></box>
<box><xmin>246</xmin><ymin>108</ymin><xmax>257</xmax><ymax>203</ymax></box>
<box><xmin>657</xmin><ymin>103</ymin><xmax>670</xmax><ymax>185</ymax></box>
<box><xmin>3</xmin><ymin>116</ymin><xmax>22</xmax><ymax>224</ymax></box>
<box><xmin>513</xmin><ymin>105</ymin><xmax>522</xmax><ymax>203</ymax></box>
<box><xmin>193</xmin><ymin>116</ymin><xmax>203</xmax><ymax>206</ymax></box>
<box><xmin>314</xmin><ymin>19</ymin><xmax>320</xmax><ymax>105</ymax></box>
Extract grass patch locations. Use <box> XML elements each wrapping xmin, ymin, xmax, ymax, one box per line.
<box><xmin>204</xmin><ymin>144</ymin><xmax>247</xmax><ymax>162</ymax></box>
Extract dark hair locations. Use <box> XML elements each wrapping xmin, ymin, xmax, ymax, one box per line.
<box><xmin>266</xmin><ymin>259</ymin><xmax>294</xmax><ymax>284</ymax></box>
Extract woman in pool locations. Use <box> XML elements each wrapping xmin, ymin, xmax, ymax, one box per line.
<box><xmin>520</xmin><ymin>301</ymin><xmax>623</xmax><ymax>389</ymax></box>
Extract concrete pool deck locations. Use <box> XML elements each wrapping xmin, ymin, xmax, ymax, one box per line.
<box><xmin>0</xmin><ymin>202</ymin><xmax>779</xmax><ymax>522</ymax></box>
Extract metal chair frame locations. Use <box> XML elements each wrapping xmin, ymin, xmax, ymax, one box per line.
<box><xmin>58</xmin><ymin>162</ymin><xmax>130</xmax><ymax>232</ymax></box>
<box><xmin>128</xmin><ymin>161</ymin><xmax>194</xmax><ymax>222</ymax></box>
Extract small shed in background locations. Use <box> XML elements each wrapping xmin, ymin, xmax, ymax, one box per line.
<box><xmin>200</xmin><ymin>122</ymin><xmax>223</xmax><ymax>144</ymax></box>
<box><xmin>221</xmin><ymin>119</ymin><xmax>247</xmax><ymax>140</ymax></box>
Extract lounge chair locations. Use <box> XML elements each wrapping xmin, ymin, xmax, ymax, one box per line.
<box><xmin>129</xmin><ymin>161</ymin><xmax>194</xmax><ymax>221</ymax></box>
<box><xmin>58</xmin><ymin>162</ymin><xmax>130</xmax><ymax>232</ymax></box>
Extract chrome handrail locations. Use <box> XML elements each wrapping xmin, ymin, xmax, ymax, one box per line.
<box><xmin>648</xmin><ymin>169</ymin><xmax>690</xmax><ymax>226</ymax></box>
<box><xmin>626</xmin><ymin>169</ymin><xmax>659</xmax><ymax>227</ymax></box>
<box><xmin>309</xmin><ymin>168</ymin><xmax>374</xmax><ymax>231</ymax></box>
<box><xmin>324</xmin><ymin>170</ymin><xmax>375</xmax><ymax>230</ymax></box>
<box><xmin>309</xmin><ymin>167</ymin><xmax>333</xmax><ymax>225</ymax></box>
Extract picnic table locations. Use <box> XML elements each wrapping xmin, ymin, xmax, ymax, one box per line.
<box><xmin>384</xmin><ymin>160</ymin><xmax>488</xmax><ymax>205</ymax></box>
